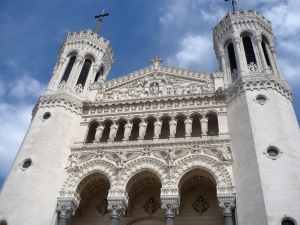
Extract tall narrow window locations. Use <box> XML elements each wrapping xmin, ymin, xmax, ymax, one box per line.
<box><xmin>242</xmin><ymin>36</ymin><xmax>257</xmax><ymax>64</ymax></box>
<box><xmin>262</xmin><ymin>41</ymin><xmax>271</xmax><ymax>67</ymax></box>
<box><xmin>227</xmin><ymin>43</ymin><xmax>237</xmax><ymax>72</ymax></box>
<box><xmin>94</xmin><ymin>66</ymin><xmax>104</xmax><ymax>82</ymax></box>
<box><xmin>61</xmin><ymin>56</ymin><xmax>76</xmax><ymax>82</ymax></box>
<box><xmin>77</xmin><ymin>59</ymin><xmax>92</xmax><ymax>87</ymax></box>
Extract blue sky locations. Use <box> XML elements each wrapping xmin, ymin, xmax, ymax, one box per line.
<box><xmin>0</xmin><ymin>0</ymin><xmax>299</xmax><ymax>189</ymax></box>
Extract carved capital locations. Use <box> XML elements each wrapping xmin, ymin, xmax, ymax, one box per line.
<box><xmin>254</xmin><ymin>35</ymin><xmax>262</xmax><ymax>44</ymax></box>
<box><xmin>218</xmin><ymin>195</ymin><xmax>236</xmax><ymax>217</ymax></box>
<box><xmin>161</xmin><ymin>196</ymin><xmax>180</xmax><ymax>218</ymax></box>
<box><xmin>269</xmin><ymin>45</ymin><xmax>276</xmax><ymax>54</ymax></box>
<box><xmin>233</xmin><ymin>37</ymin><xmax>241</xmax><ymax>45</ymax></box>
<box><xmin>57</xmin><ymin>198</ymin><xmax>79</xmax><ymax>220</ymax></box>
<box><xmin>107</xmin><ymin>197</ymin><xmax>128</xmax><ymax>219</ymax></box>
<box><xmin>93</xmin><ymin>64</ymin><xmax>101</xmax><ymax>73</ymax></box>
<box><xmin>75</xmin><ymin>55</ymin><xmax>84</xmax><ymax>64</ymax></box>
<box><xmin>58</xmin><ymin>57</ymin><xmax>66</xmax><ymax>65</ymax></box>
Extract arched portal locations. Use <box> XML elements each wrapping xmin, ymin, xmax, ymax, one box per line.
<box><xmin>177</xmin><ymin>168</ymin><xmax>223</xmax><ymax>224</ymax></box>
<box><xmin>68</xmin><ymin>172</ymin><xmax>111</xmax><ymax>224</ymax></box>
<box><xmin>124</xmin><ymin>170</ymin><xmax>164</xmax><ymax>223</ymax></box>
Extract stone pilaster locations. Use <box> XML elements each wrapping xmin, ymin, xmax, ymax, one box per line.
<box><xmin>218</xmin><ymin>195</ymin><xmax>236</xmax><ymax>225</ymax></box>
<box><xmin>57</xmin><ymin>198</ymin><xmax>79</xmax><ymax>225</ymax></box>
<box><xmin>161</xmin><ymin>196</ymin><xmax>180</xmax><ymax>225</ymax></box>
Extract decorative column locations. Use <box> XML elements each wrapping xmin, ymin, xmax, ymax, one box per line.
<box><xmin>47</xmin><ymin>57</ymin><xmax>66</xmax><ymax>91</ymax></box>
<box><xmin>233</xmin><ymin>37</ymin><xmax>245</xmax><ymax>76</ymax></box>
<box><xmin>269</xmin><ymin>45</ymin><xmax>284</xmax><ymax>80</ymax></box>
<box><xmin>161</xmin><ymin>196</ymin><xmax>180</xmax><ymax>225</ymax></box>
<box><xmin>218</xmin><ymin>195</ymin><xmax>236</xmax><ymax>225</ymax></box>
<box><xmin>107</xmin><ymin>190</ymin><xmax>128</xmax><ymax>225</ymax></box>
<box><xmin>255</xmin><ymin>35</ymin><xmax>271</xmax><ymax>74</ymax></box>
<box><xmin>219</xmin><ymin>49</ymin><xmax>230</xmax><ymax>85</ymax></box>
<box><xmin>69</xmin><ymin>55</ymin><xmax>84</xmax><ymax>90</ymax></box>
<box><xmin>57</xmin><ymin>198</ymin><xmax>78</xmax><ymax>225</ymax></box>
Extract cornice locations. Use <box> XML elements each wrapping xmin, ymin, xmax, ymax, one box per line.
<box><xmin>226</xmin><ymin>74</ymin><xmax>292</xmax><ymax>103</ymax></box>
<box><xmin>70</xmin><ymin>138</ymin><xmax>231</xmax><ymax>152</ymax></box>
<box><xmin>32</xmin><ymin>93</ymin><xmax>83</xmax><ymax>117</ymax></box>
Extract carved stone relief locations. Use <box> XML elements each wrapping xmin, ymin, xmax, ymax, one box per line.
<box><xmin>192</xmin><ymin>196</ymin><xmax>210</xmax><ymax>216</ymax></box>
<box><xmin>143</xmin><ymin>198</ymin><xmax>160</xmax><ymax>216</ymax></box>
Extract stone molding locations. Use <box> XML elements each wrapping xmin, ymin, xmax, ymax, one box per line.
<box><xmin>217</xmin><ymin>195</ymin><xmax>236</xmax><ymax>217</ymax></box>
<box><xmin>32</xmin><ymin>93</ymin><xmax>83</xmax><ymax>118</ymax></box>
<box><xmin>57</xmin><ymin>198</ymin><xmax>79</xmax><ymax>220</ymax></box>
<box><xmin>107</xmin><ymin>197</ymin><xmax>128</xmax><ymax>219</ymax></box>
<box><xmin>226</xmin><ymin>74</ymin><xmax>292</xmax><ymax>103</ymax></box>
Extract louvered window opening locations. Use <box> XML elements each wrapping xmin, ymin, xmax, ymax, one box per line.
<box><xmin>61</xmin><ymin>56</ymin><xmax>76</xmax><ymax>82</ymax></box>
<box><xmin>77</xmin><ymin>59</ymin><xmax>92</xmax><ymax>87</ymax></box>
<box><xmin>227</xmin><ymin>43</ymin><xmax>237</xmax><ymax>72</ymax></box>
<box><xmin>262</xmin><ymin>41</ymin><xmax>271</xmax><ymax>67</ymax></box>
<box><xmin>242</xmin><ymin>37</ymin><xmax>257</xmax><ymax>65</ymax></box>
<box><xmin>94</xmin><ymin>67</ymin><xmax>104</xmax><ymax>82</ymax></box>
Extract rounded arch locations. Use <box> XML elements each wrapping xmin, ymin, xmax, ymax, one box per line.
<box><xmin>61</xmin><ymin>49</ymin><xmax>79</xmax><ymax>59</ymax></box>
<box><xmin>60</xmin><ymin>159</ymin><xmax>117</xmax><ymax>195</ymax></box>
<box><xmin>82</xmin><ymin>52</ymin><xmax>97</xmax><ymax>63</ymax></box>
<box><xmin>173</xmin><ymin>155</ymin><xmax>234</xmax><ymax>194</ymax></box>
<box><xmin>239</xmin><ymin>29</ymin><xmax>258</xmax><ymax>38</ymax></box>
<box><xmin>120</xmin><ymin>157</ymin><xmax>168</xmax><ymax>188</ymax></box>
<box><xmin>221</xmin><ymin>34</ymin><xmax>235</xmax><ymax>48</ymax></box>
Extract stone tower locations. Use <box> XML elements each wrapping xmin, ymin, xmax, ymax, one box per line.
<box><xmin>0</xmin><ymin>29</ymin><xmax>114</xmax><ymax>224</ymax></box>
<box><xmin>213</xmin><ymin>9</ymin><xmax>300</xmax><ymax>224</ymax></box>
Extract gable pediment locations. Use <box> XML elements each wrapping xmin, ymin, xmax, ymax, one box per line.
<box><xmin>90</xmin><ymin>59</ymin><xmax>223</xmax><ymax>103</ymax></box>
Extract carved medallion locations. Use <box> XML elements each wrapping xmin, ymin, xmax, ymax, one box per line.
<box><xmin>192</xmin><ymin>196</ymin><xmax>210</xmax><ymax>216</ymax></box>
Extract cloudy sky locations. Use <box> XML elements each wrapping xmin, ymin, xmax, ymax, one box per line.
<box><xmin>0</xmin><ymin>0</ymin><xmax>299</xmax><ymax>189</ymax></box>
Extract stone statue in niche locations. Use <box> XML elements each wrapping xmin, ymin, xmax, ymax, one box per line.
<box><xmin>150</xmin><ymin>82</ymin><xmax>159</xmax><ymax>95</ymax></box>
<box><xmin>93</xmin><ymin>123</ymin><xmax>105</xmax><ymax>143</ymax></box>
<box><xmin>184</xmin><ymin>116</ymin><xmax>193</xmax><ymax>136</ymax></box>
<box><xmin>143</xmin><ymin>198</ymin><xmax>160</xmax><ymax>216</ymax></box>
<box><xmin>200</xmin><ymin>116</ymin><xmax>208</xmax><ymax>135</ymax></box>
<box><xmin>122</xmin><ymin>120</ymin><xmax>133</xmax><ymax>141</ymax></box>
<box><xmin>169</xmin><ymin>117</ymin><xmax>178</xmax><ymax>137</ymax></box>
<box><xmin>138</xmin><ymin>118</ymin><xmax>148</xmax><ymax>140</ymax></box>
<box><xmin>192</xmin><ymin>196</ymin><xmax>210</xmax><ymax>216</ymax></box>
<box><xmin>108</xmin><ymin>121</ymin><xmax>119</xmax><ymax>142</ymax></box>
<box><xmin>153</xmin><ymin>118</ymin><xmax>162</xmax><ymax>138</ymax></box>
<box><xmin>97</xmin><ymin>199</ymin><xmax>108</xmax><ymax>216</ymax></box>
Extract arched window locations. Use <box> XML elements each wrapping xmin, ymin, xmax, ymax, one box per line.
<box><xmin>242</xmin><ymin>36</ymin><xmax>257</xmax><ymax>65</ymax></box>
<box><xmin>94</xmin><ymin>66</ymin><xmax>104</xmax><ymax>82</ymax></box>
<box><xmin>61</xmin><ymin>56</ymin><xmax>76</xmax><ymax>82</ymax></box>
<box><xmin>85</xmin><ymin>121</ymin><xmax>98</xmax><ymax>143</ymax></box>
<box><xmin>77</xmin><ymin>59</ymin><xmax>92</xmax><ymax>87</ymax></box>
<box><xmin>227</xmin><ymin>43</ymin><xmax>237</xmax><ymax>72</ymax></box>
<box><xmin>282</xmin><ymin>220</ymin><xmax>295</xmax><ymax>225</ymax></box>
<box><xmin>262</xmin><ymin>41</ymin><xmax>271</xmax><ymax>67</ymax></box>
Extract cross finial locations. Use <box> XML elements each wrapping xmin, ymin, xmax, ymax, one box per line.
<box><xmin>225</xmin><ymin>0</ymin><xmax>238</xmax><ymax>12</ymax></box>
<box><xmin>93</xmin><ymin>10</ymin><xmax>109</xmax><ymax>34</ymax></box>
<box><xmin>150</xmin><ymin>56</ymin><xmax>163</xmax><ymax>70</ymax></box>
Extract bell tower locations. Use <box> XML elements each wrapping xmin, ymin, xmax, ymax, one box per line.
<box><xmin>214</xmin><ymin>9</ymin><xmax>300</xmax><ymax>224</ymax></box>
<box><xmin>0</xmin><ymin>19</ymin><xmax>115</xmax><ymax>224</ymax></box>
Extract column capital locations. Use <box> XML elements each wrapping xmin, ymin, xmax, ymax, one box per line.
<box><xmin>269</xmin><ymin>45</ymin><xmax>276</xmax><ymax>54</ymax></box>
<box><xmin>58</xmin><ymin>57</ymin><xmax>66</xmax><ymax>65</ymax></box>
<box><xmin>93</xmin><ymin>64</ymin><xmax>101</xmax><ymax>73</ymax></box>
<box><xmin>75</xmin><ymin>55</ymin><xmax>84</xmax><ymax>64</ymax></box>
<box><xmin>233</xmin><ymin>37</ymin><xmax>241</xmax><ymax>45</ymax></box>
<box><xmin>254</xmin><ymin>35</ymin><xmax>262</xmax><ymax>43</ymax></box>
<box><xmin>57</xmin><ymin>198</ymin><xmax>79</xmax><ymax>220</ymax></box>
<box><xmin>161</xmin><ymin>196</ymin><xmax>180</xmax><ymax>218</ymax></box>
<box><xmin>107</xmin><ymin>196</ymin><xmax>128</xmax><ymax>219</ymax></box>
<box><xmin>218</xmin><ymin>195</ymin><xmax>236</xmax><ymax>217</ymax></box>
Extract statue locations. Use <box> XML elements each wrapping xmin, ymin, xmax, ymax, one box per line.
<box><xmin>153</xmin><ymin>118</ymin><xmax>162</xmax><ymax>138</ymax></box>
<box><xmin>166</xmin><ymin>147</ymin><xmax>175</xmax><ymax>167</ymax></box>
<box><xmin>169</xmin><ymin>117</ymin><xmax>177</xmax><ymax>137</ymax></box>
<box><xmin>108</xmin><ymin>121</ymin><xmax>119</xmax><ymax>142</ymax></box>
<box><xmin>97</xmin><ymin>199</ymin><xmax>108</xmax><ymax>216</ymax></box>
<box><xmin>138</xmin><ymin>118</ymin><xmax>148</xmax><ymax>140</ymax></box>
<box><xmin>123</xmin><ymin>120</ymin><xmax>133</xmax><ymax>141</ymax></box>
<box><xmin>184</xmin><ymin>116</ymin><xmax>193</xmax><ymax>136</ymax></box>
<box><xmin>117</xmin><ymin>150</ymin><xmax>126</xmax><ymax>168</ymax></box>
<box><xmin>93</xmin><ymin>123</ymin><xmax>105</xmax><ymax>143</ymax></box>
<box><xmin>69</xmin><ymin>153</ymin><xmax>79</xmax><ymax>168</ymax></box>
<box><xmin>200</xmin><ymin>116</ymin><xmax>208</xmax><ymax>135</ymax></box>
<box><xmin>150</xmin><ymin>82</ymin><xmax>159</xmax><ymax>95</ymax></box>
<box><xmin>143</xmin><ymin>198</ymin><xmax>160</xmax><ymax>216</ymax></box>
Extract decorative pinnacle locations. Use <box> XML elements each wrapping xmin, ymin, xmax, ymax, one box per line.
<box><xmin>225</xmin><ymin>0</ymin><xmax>238</xmax><ymax>12</ymax></box>
<box><xmin>93</xmin><ymin>10</ymin><xmax>109</xmax><ymax>34</ymax></box>
<box><xmin>150</xmin><ymin>56</ymin><xmax>163</xmax><ymax>70</ymax></box>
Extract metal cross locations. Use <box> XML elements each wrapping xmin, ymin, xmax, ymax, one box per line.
<box><xmin>93</xmin><ymin>10</ymin><xmax>109</xmax><ymax>34</ymax></box>
<box><xmin>225</xmin><ymin>0</ymin><xmax>238</xmax><ymax>12</ymax></box>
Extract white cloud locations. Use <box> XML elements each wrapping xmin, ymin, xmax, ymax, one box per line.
<box><xmin>167</xmin><ymin>34</ymin><xmax>215</xmax><ymax>71</ymax></box>
<box><xmin>9</xmin><ymin>75</ymin><xmax>46</xmax><ymax>99</ymax></box>
<box><xmin>6</xmin><ymin>59</ymin><xmax>17</xmax><ymax>68</ymax></box>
